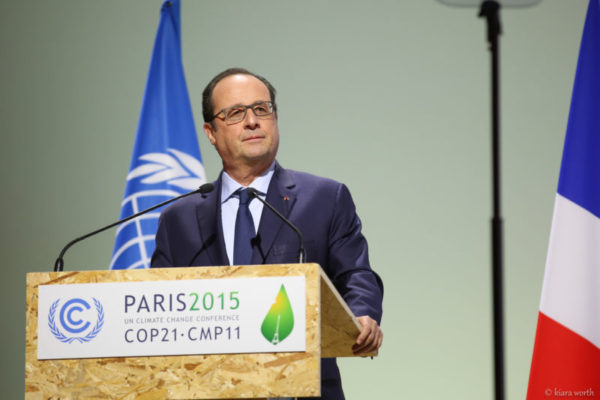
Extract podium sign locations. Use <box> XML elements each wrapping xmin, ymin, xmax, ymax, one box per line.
<box><xmin>38</xmin><ymin>276</ymin><xmax>306</xmax><ymax>359</ymax></box>
<box><xmin>26</xmin><ymin>263</ymin><xmax>370</xmax><ymax>399</ymax></box>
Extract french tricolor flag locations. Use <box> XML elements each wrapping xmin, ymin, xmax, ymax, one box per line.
<box><xmin>527</xmin><ymin>0</ymin><xmax>600</xmax><ymax>397</ymax></box>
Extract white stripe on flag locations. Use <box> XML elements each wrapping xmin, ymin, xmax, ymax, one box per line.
<box><xmin>541</xmin><ymin>193</ymin><xmax>600</xmax><ymax>348</ymax></box>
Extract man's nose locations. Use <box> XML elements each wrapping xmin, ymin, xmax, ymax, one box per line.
<box><xmin>243</xmin><ymin>108</ymin><xmax>260</xmax><ymax>129</ymax></box>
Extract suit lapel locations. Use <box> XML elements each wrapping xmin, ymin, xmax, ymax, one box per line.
<box><xmin>194</xmin><ymin>175</ymin><xmax>229</xmax><ymax>266</ymax></box>
<box><xmin>252</xmin><ymin>164</ymin><xmax>297</xmax><ymax>264</ymax></box>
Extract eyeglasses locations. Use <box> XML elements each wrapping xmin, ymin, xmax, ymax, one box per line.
<box><xmin>210</xmin><ymin>101</ymin><xmax>275</xmax><ymax>123</ymax></box>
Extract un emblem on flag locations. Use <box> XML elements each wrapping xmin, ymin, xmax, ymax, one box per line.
<box><xmin>111</xmin><ymin>149</ymin><xmax>206</xmax><ymax>270</ymax></box>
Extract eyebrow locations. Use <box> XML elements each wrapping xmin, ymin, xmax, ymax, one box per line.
<box><xmin>226</xmin><ymin>100</ymin><xmax>270</xmax><ymax>108</ymax></box>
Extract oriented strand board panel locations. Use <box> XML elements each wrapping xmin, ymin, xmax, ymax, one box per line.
<box><xmin>26</xmin><ymin>264</ymin><xmax>321</xmax><ymax>399</ymax></box>
<box><xmin>319</xmin><ymin>269</ymin><xmax>377</xmax><ymax>358</ymax></box>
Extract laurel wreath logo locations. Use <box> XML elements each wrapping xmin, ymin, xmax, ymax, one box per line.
<box><xmin>127</xmin><ymin>148</ymin><xmax>206</xmax><ymax>190</ymax></box>
<box><xmin>48</xmin><ymin>298</ymin><xmax>104</xmax><ymax>343</ymax></box>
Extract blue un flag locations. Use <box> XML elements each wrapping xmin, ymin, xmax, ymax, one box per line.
<box><xmin>111</xmin><ymin>0</ymin><xmax>205</xmax><ymax>270</ymax></box>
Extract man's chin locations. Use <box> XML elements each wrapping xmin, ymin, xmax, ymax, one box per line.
<box><xmin>241</xmin><ymin>151</ymin><xmax>276</xmax><ymax>166</ymax></box>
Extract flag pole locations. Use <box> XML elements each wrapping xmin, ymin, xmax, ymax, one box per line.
<box><xmin>479</xmin><ymin>2</ymin><xmax>505</xmax><ymax>400</ymax></box>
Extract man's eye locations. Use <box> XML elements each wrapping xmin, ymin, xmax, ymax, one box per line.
<box><xmin>254</xmin><ymin>106</ymin><xmax>268</xmax><ymax>113</ymax></box>
<box><xmin>226</xmin><ymin>108</ymin><xmax>244</xmax><ymax>118</ymax></box>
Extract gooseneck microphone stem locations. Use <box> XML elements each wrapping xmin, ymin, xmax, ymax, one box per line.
<box><xmin>53</xmin><ymin>183</ymin><xmax>214</xmax><ymax>272</ymax></box>
<box><xmin>246</xmin><ymin>188</ymin><xmax>305</xmax><ymax>263</ymax></box>
<box><xmin>479</xmin><ymin>2</ymin><xmax>505</xmax><ymax>400</ymax></box>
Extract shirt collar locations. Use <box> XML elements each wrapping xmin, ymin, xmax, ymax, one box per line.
<box><xmin>221</xmin><ymin>161</ymin><xmax>276</xmax><ymax>203</ymax></box>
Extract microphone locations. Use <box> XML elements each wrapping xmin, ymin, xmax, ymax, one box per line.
<box><xmin>246</xmin><ymin>187</ymin><xmax>305</xmax><ymax>263</ymax></box>
<box><xmin>53</xmin><ymin>183</ymin><xmax>214</xmax><ymax>272</ymax></box>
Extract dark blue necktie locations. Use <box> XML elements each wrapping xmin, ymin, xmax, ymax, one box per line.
<box><xmin>233</xmin><ymin>188</ymin><xmax>255</xmax><ymax>265</ymax></box>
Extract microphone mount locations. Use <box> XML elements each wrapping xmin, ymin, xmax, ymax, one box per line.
<box><xmin>246</xmin><ymin>188</ymin><xmax>306</xmax><ymax>263</ymax></box>
<box><xmin>53</xmin><ymin>183</ymin><xmax>214</xmax><ymax>272</ymax></box>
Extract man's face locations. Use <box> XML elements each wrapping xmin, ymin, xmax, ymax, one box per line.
<box><xmin>203</xmin><ymin>74</ymin><xmax>280</xmax><ymax>171</ymax></box>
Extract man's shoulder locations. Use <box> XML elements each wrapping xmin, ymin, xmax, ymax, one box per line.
<box><xmin>275</xmin><ymin>165</ymin><xmax>357</xmax><ymax>206</ymax></box>
<box><xmin>277</xmin><ymin>165</ymin><xmax>345</xmax><ymax>191</ymax></box>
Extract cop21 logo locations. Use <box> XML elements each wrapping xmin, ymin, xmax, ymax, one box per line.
<box><xmin>48</xmin><ymin>298</ymin><xmax>104</xmax><ymax>343</ymax></box>
<box><xmin>261</xmin><ymin>284</ymin><xmax>295</xmax><ymax>345</ymax></box>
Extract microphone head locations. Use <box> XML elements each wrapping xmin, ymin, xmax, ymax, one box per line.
<box><xmin>198</xmin><ymin>183</ymin><xmax>214</xmax><ymax>194</ymax></box>
<box><xmin>246</xmin><ymin>187</ymin><xmax>259</xmax><ymax>198</ymax></box>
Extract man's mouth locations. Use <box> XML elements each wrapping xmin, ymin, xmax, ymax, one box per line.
<box><xmin>242</xmin><ymin>134</ymin><xmax>265</xmax><ymax>142</ymax></box>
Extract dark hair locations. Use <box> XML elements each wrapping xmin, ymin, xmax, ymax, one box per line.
<box><xmin>202</xmin><ymin>67</ymin><xmax>277</xmax><ymax>123</ymax></box>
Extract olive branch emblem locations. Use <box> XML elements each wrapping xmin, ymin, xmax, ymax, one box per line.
<box><xmin>127</xmin><ymin>148</ymin><xmax>206</xmax><ymax>190</ymax></box>
<box><xmin>48</xmin><ymin>298</ymin><xmax>104</xmax><ymax>343</ymax></box>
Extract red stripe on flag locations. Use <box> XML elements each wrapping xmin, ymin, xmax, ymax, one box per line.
<box><xmin>527</xmin><ymin>312</ymin><xmax>600</xmax><ymax>399</ymax></box>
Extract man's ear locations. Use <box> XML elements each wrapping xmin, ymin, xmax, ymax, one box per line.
<box><xmin>203</xmin><ymin>122</ymin><xmax>217</xmax><ymax>145</ymax></box>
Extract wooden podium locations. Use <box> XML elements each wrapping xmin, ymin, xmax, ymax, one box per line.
<box><xmin>25</xmin><ymin>263</ymin><xmax>373</xmax><ymax>399</ymax></box>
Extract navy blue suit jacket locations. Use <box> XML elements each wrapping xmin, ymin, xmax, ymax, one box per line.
<box><xmin>151</xmin><ymin>163</ymin><xmax>383</xmax><ymax>399</ymax></box>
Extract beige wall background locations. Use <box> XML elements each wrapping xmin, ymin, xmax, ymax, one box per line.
<box><xmin>0</xmin><ymin>0</ymin><xmax>587</xmax><ymax>398</ymax></box>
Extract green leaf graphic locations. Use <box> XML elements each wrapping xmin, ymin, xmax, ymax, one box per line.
<box><xmin>261</xmin><ymin>284</ymin><xmax>294</xmax><ymax>344</ymax></box>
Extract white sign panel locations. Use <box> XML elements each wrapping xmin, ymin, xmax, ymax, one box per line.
<box><xmin>37</xmin><ymin>276</ymin><xmax>306</xmax><ymax>360</ymax></box>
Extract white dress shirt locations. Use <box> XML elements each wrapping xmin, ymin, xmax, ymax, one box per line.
<box><xmin>220</xmin><ymin>162</ymin><xmax>275</xmax><ymax>265</ymax></box>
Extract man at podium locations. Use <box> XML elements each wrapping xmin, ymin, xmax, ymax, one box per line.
<box><xmin>152</xmin><ymin>68</ymin><xmax>383</xmax><ymax>399</ymax></box>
